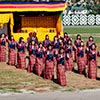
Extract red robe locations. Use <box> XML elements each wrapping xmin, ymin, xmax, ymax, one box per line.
<box><xmin>77</xmin><ymin>46</ymin><xmax>86</xmax><ymax>74</ymax></box>
<box><xmin>57</xmin><ymin>54</ymin><xmax>66</xmax><ymax>86</ymax></box>
<box><xmin>35</xmin><ymin>47</ymin><xmax>45</xmax><ymax>76</ymax></box>
<box><xmin>44</xmin><ymin>50</ymin><xmax>54</xmax><ymax>80</ymax></box>
<box><xmin>17</xmin><ymin>42</ymin><xmax>26</xmax><ymax>69</ymax></box>
<box><xmin>8</xmin><ymin>39</ymin><xmax>16</xmax><ymax>65</ymax></box>
<box><xmin>0</xmin><ymin>38</ymin><xmax>6</xmax><ymax>62</ymax></box>
<box><xmin>88</xmin><ymin>49</ymin><xmax>99</xmax><ymax>79</ymax></box>
<box><xmin>74</xmin><ymin>39</ymin><xmax>81</xmax><ymax>62</ymax></box>
<box><xmin>65</xmin><ymin>45</ymin><xmax>74</xmax><ymax>71</ymax></box>
<box><xmin>27</xmin><ymin>45</ymin><xmax>37</xmax><ymax>73</ymax></box>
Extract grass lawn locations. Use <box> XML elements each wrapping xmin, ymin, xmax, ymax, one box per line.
<box><xmin>64</xmin><ymin>27</ymin><xmax>100</xmax><ymax>34</ymax></box>
<box><xmin>0</xmin><ymin>28</ymin><xmax>100</xmax><ymax>93</ymax></box>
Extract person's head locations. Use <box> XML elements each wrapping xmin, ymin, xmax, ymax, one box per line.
<box><xmin>64</xmin><ymin>32</ymin><xmax>68</xmax><ymax>37</ymax></box>
<box><xmin>31</xmin><ymin>40</ymin><xmax>35</xmax><ymax>45</ymax></box>
<box><xmin>48</xmin><ymin>44</ymin><xmax>52</xmax><ymax>50</ymax></box>
<box><xmin>59</xmin><ymin>38</ymin><xmax>63</xmax><ymax>43</ymax></box>
<box><xmin>89</xmin><ymin>36</ymin><xmax>93</xmax><ymax>41</ymax></box>
<box><xmin>54</xmin><ymin>36</ymin><xmax>58</xmax><ymax>41</ymax></box>
<box><xmin>11</xmin><ymin>35</ymin><xmax>14</xmax><ymax>40</ymax></box>
<box><xmin>45</xmin><ymin>35</ymin><xmax>49</xmax><ymax>40</ymax></box>
<box><xmin>81</xmin><ymin>41</ymin><xmax>84</xmax><ymax>47</ymax></box>
<box><xmin>59</xmin><ymin>47</ymin><xmax>64</xmax><ymax>54</ymax></box>
<box><xmin>29</xmin><ymin>32</ymin><xmax>32</xmax><ymax>37</ymax></box>
<box><xmin>1</xmin><ymin>33</ymin><xmax>5</xmax><ymax>38</ymax></box>
<box><xmin>19</xmin><ymin>37</ymin><xmax>24</xmax><ymax>43</ymax></box>
<box><xmin>33</xmin><ymin>32</ymin><xmax>37</xmax><ymax>37</ymax></box>
<box><xmin>39</xmin><ymin>42</ymin><xmax>43</xmax><ymax>48</ymax></box>
<box><xmin>31</xmin><ymin>36</ymin><xmax>35</xmax><ymax>41</ymax></box>
<box><xmin>67</xmin><ymin>39</ymin><xmax>72</xmax><ymax>45</ymax></box>
<box><xmin>77</xmin><ymin>34</ymin><xmax>81</xmax><ymax>40</ymax></box>
<box><xmin>91</xmin><ymin>43</ymin><xmax>96</xmax><ymax>50</ymax></box>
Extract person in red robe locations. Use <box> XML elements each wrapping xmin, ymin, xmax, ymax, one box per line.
<box><xmin>43</xmin><ymin>35</ymin><xmax>52</xmax><ymax>49</ymax></box>
<box><xmin>88</xmin><ymin>43</ymin><xmax>100</xmax><ymax>79</ymax></box>
<box><xmin>8</xmin><ymin>35</ymin><xmax>17</xmax><ymax>66</ymax></box>
<box><xmin>27</xmin><ymin>40</ymin><xmax>37</xmax><ymax>73</ymax></box>
<box><xmin>86</xmin><ymin>36</ymin><xmax>95</xmax><ymax>65</ymax></box>
<box><xmin>27</xmin><ymin>32</ymin><xmax>33</xmax><ymax>45</ymax></box>
<box><xmin>77</xmin><ymin>41</ymin><xmax>86</xmax><ymax>74</ymax></box>
<box><xmin>53</xmin><ymin>36</ymin><xmax>59</xmax><ymax>66</ymax></box>
<box><xmin>59</xmin><ymin>38</ymin><xmax>64</xmax><ymax>48</ymax></box>
<box><xmin>74</xmin><ymin>34</ymin><xmax>82</xmax><ymax>62</ymax></box>
<box><xmin>44</xmin><ymin>44</ymin><xmax>54</xmax><ymax>80</ymax></box>
<box><xmin>35</xmin><ymin>43</ymin><xmax>45</xmax><ymax>76</ymax></box>
<box><xmin>57</xmin><ymin>47</ymin><xmax>66</xmax><ymax>86</ymax></box>
<box><xmin>33</xmin><ymin>32</ymin><xmax>38</xmax><ymax>44</ymax></box>
<box><xmin>17</xmin><ymin>37</ymin><xmax>27</xmax><ymax>69</ymax></box>
<box><xmin>0</xmin><ymin>33</ymin><xmax>7</xmax><ymax>62</ymax></box>
<box><xmin>65</xmin><ymin>39</ymin><xmax>74</xmax><ymax>71</ymax></box>
<box><xmin>63</xmin><ymin>32</ymin><xmax>70</xmax><ymax>45</ymax></box>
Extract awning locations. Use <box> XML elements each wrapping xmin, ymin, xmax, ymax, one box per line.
<box><xmin>0</xmin><ymin>13</ymin><xmax>14</xmax><ymax>28</ymax></box>
<box><xmin>0</xmin><ymin>2</ymin><xmax>67</xmax><ymax>12</ymax></box>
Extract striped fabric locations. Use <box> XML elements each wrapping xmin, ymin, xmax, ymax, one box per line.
<box><xmin>17</xmin><ymin>52</ymin><xmax>26</xmax><ymax>69</ymax></box>
<box><xmin>8</xmin><ymin>49</ymin><xmax>16</xmax><ymax>65</ymax></box>
<box><xmin>57</xmin><ymin>64</ymin><xmax>66</xmax><ymax>86</ymax></box>
<box><xmin>0</xmin><ymin>2</ymin><xmax>66</xmax><ymax>12</ymax></box>
<box><xmin>0</xmin><ymin>46</ymin><xmax>6</xmax><ymax>62</ymax></box>
<box><xmin>27</xmin><ymin>55</ymin><xmax>36</xmax><ymax>72</ymax></box>
<box><xmin>88</xmin><ymin>60</ymin><xmax>97</xmax><ymax>79</ymax></box>
<box><xmin>35</xmin><ymin>58</ymin><xmax>44</xmax><ymax>76</ymax></box>
<box><xmin>65</xmin><ymin>56</ymin><xmax>74</xmax><ymax>71</ymax></box>
<box><xmin>77</xmin><ymin>57</ymin><xmax>86</xmax><ymax>74</ymax></box>
<box><xmin>44</xmin><ymin>60</ymin><xmax>54</xmax><ymax>80</ymax></box>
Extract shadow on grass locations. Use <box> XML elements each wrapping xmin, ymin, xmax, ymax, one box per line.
<box><xmin>52</xmin><ymin>78</ymin><xmax>58</xmax><ymax>84</ymax></box>
<box><xmin>73</xmin><ymin>69</ymin><xmax>79</xmax><ymax>74</ymax></box>
<box><xmin>96</xmin><ymin>77</ymin><xmax>100</xmax><ymax>80</ymax></box>
<box><xmin>98</xmin><ymin>66</ymin><xmax>100</xmax><ymax>69</ymax></box>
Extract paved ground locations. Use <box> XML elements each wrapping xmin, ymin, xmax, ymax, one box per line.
<box><xmin>0</xmin><ymin>89</ymin><xmax>100</xmax><ymax>100</ymax></box>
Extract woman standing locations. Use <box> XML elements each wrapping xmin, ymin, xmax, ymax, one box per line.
<box><xmin>27</xmin><ymin>40</ymin><xmax>37</xmax><ymax>73</ymax></box>
<box><xmin>77</xmin><ymin>41</ymin><xmax>86</xmax><ymax>74</ymax></box>
<box><xmin>63</xmin><ymin>32</ymin><xmax>70</xmax><ymax>45</ymax></box>
<box><xmin>86</xmin><ymin>36</ymin><xmax>95</xmax><ymax>65</ymax></box>
<box><xmin>88</xmin><ymin>43</ymin><xmax>100</xmax><ymax>79</ymax></box>
<box><xmin>44</xmin><ymin>44</ymin><xmax>54</xmax><ymax>80</ymax></box>
<box><xmin>8</xmin><ymin>35</ymin><xmax>17</xmax><ymax>65</ymax></box>
<box><xmin>74</xmin><ymin>34</ymin><xmax>82</xmax><ymax>62</ymax></box>
<box><xmin>53</xmin><ymin>36</ymin><xmax>59</xmax><ymax>66</ymax></box>
<box><xmin>43</xmin><ymin>35</ymin><xmax>51</xmax><ymax>48</ymax></box>
<box><xmin>57</xmin><ymin>47</ymin><xmax>66</xmax><ymax>86</ymax></box>
<box><xmin>35</xmin><ymin>43</ymin><xmax>45</xmax><ymax>76</ymax></box>
<box><xmin>0</xmin><ymin>33</ymin><xmax>7</xmax><ymax>62</ymax></box>
<box><xmin>17</xmin><ymin>37</ymin><xmax>26</xmax><ymax>69</ymax></box>
<box><xmin>65</xmin><ymin>39</ymin><xmax>74</xmax><ymax>71</ymax></box>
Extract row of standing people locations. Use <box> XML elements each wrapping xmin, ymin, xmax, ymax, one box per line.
<box><xmin>0</xmin><ymin>32</ymin><xmax>100</xmax><ymax>86</ymax></box>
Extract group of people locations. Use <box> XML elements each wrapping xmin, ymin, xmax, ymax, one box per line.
<box><xmin>0</xmin><ymin>32</ymin><xmax>100</xmax><ymax>86</ymax></box>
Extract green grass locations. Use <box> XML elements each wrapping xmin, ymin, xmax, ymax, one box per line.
<box><xmin>64</xmin><ymin>27</ymin><xmax>100</xmax><ymax>34</ymax></box>
<box><xmin>0</xmin><ymin>88</ymin><xmax>22</xmax><ymax>93</ymax></box>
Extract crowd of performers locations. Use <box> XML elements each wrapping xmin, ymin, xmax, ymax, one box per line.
<box><xmin>0</xmin><ymin>32</ymin><xmax>100</xmax><ymax>86</ymax></box>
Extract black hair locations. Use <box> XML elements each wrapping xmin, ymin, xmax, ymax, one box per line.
<box><xmin>53</xmin><ymin>36</ymin><xmax>58</xmax><ymax>41</ymax></box>
<box><xmin>67</xmin><ymin>39</ymin><xmax>72</xmax><ymax>45</ymax></box>
<box><xmin>19</xmin><ymin>37</ymin><xmax>24</xmax><ymax>43</ymax></box>
<box><xmin>47</xmin><ymin>44</ymin><xmax>52</xmax><ymax>49</ymax></box>
<box><xmin>89</xmin><ymin>36</ymin><xmax>94</xmax><ymax>41</ymax></box>
<box><xmin>0</xmin><ymin>33</ymin><xmax>5</xmax><ymax>38</ymax></box>
<box><xmin>58</xmin><ymin>47</ymin><xmax>64</xmax><ymax>54</ymax></box>
<box><xmin>76</xmin><ymin>34</ymin><xmax>81</xmax><ymax>40</ymax></box>
<box><xmin>90</xmin><ymin>43</ymin><xmax>96</xmax><ymax>50</ymax></box>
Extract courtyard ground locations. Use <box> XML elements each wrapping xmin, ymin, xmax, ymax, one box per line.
<box><xmin>0</xmin><ymin>29</ymin><xmax>100</xmax><ymax>93</ymax></box>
